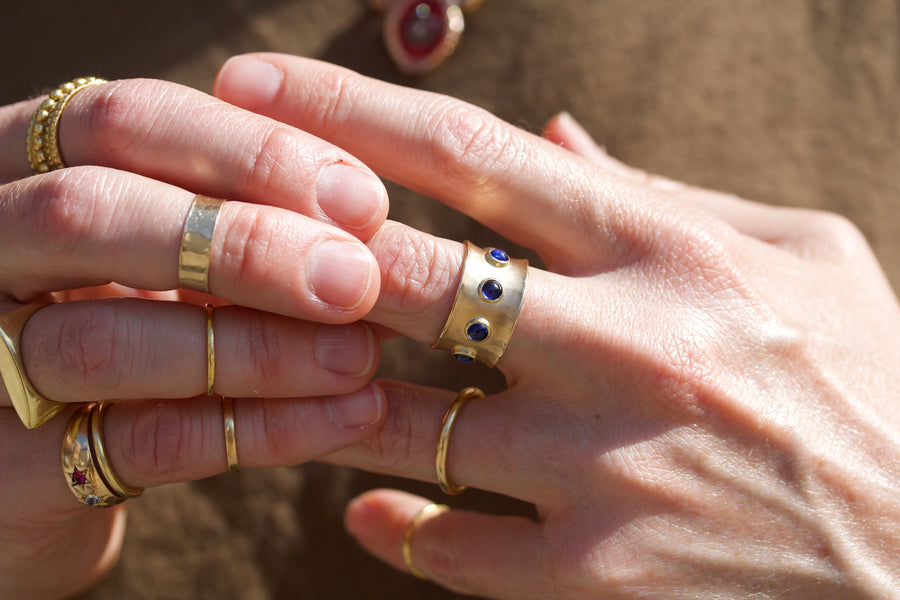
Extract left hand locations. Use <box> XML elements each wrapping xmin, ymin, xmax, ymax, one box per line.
<box><xmin>216</xmin><ymin>54</ymin><xmax>900</xmax><ymax>599</ymax></box>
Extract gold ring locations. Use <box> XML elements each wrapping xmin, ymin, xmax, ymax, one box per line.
<box><xmin>61</xmin><ymin>403</ymin><xmax>125</xmax><ymax>507</ymax></box>
<box><xmin>432</xmin><ymin>241</ymin><xmax>527</xmax><ymax>367</ymax></box>
<box><xmin>402</xmin><ymin>503</ymin><xmax>450</xmax><ymax>580</ymax></box>
<box><xmin>26</xmin><ymin>77</ymin><xmax>106</xmax><ymax>174</ymax></box>
<box><xmin>0</xmin><ymin>302</ymin><xmax>64</xmax><ymax>429</ymax></box>
<box><xmin>223</xmin><ymin>396</ymin><xmax>240</xmax><ymax>473</ymax></box>
<box><xmin>178</xmin><ymin>195</ymin><xmax>225</xmax><ymax>292</ymax></box>
<box><xmin>435</xmin><ymin>387</ymin><xmax>483</xmax><ymax>495</ymax></box>
<box><xmin>205</xmin><ymin>304</ymin><xmax>215</xmax><ymax>395</ymax></box>
<box><xmin>91</xmin><ymin>400</ymin><xmax>144</xmax><ymax>499</ymax></box>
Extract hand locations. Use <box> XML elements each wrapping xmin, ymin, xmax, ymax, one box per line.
<box><xmin>0</xmin><ymin>77</ymin><xmax>390</xmax><ymax>597</ymax></box>
<box><xmin>216</xmin><ymin>54</ymin><xmax>900</xmax><ymax>599</ymax></box>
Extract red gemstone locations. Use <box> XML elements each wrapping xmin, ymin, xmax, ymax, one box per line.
<box><xmin>71</xmin><ymin>469</ymin><xmax>88</xmax><ymax>486</ymax></box>
<box><xmin>399</xmin><ymin>1</ymin><xmax>448</xmax><ymax>58</ymax></box>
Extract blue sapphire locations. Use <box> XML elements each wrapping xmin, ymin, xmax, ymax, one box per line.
<box><xmin>486</xmin><ymin>247</ymin><xmax>510</xmax><ymax>267</ymax></box>
<box><xmin>479</xmin><ymin>279</ymin><xmax>503</xmax><ymax>302</ymax></box>
<box><xmin>466</xmin><ymin>321</ymin><xmax>490</xmax><ymax>342</ymax></box>
<box><xmin>454</xmin><ymin>352</ymin><xmax>475</xmax><ymax>363</ymax></box>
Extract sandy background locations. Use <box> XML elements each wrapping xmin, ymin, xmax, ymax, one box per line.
<box><xmin>3</xmin><ymin>1</ymin><xmax>899</xmax><ymax>598</ymax></box>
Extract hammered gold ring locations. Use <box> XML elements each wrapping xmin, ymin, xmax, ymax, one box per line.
<box><xmin>61</xmin><ymin>403</ymin><xmax>126</xmax><ymax>507</ymax></box>
<box><xmin>435</xmin><ymin>387</ymin><xmax>484</xmax><ymax>495</ymax></box>
<box><xmin>0</xmin><ymin>302</ymin><xmax>64</xmax><ymax>429</ymax></box>
<box><xmin>26</xmin><ymin>77</ymin><xmax>106</xmax><ymax>174</ymax></box>
<box><xmin>432</xmin><ymin>241</ymin><xmax>527</xmax><ymax>367</ymax></box>
<box><xmin>402</xmin><ymin>503</ymin><xmax>450</xmax><ymax>580</ymax></box>
<box><xmin>178</xmin><ymin>195</ymin><xmax>225</xmax><ymax>293</ymax></box>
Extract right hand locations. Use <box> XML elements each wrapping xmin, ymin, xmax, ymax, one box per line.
<box><xmin>0</xmin><ymin>77</ymin><xmax>388</xmax><ymax>598</ymax></box>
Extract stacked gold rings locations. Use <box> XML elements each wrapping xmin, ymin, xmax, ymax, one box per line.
<box><xmin>433</xmin><ymin>241</ymin><xmax>527</xmax><ymax>367</ymax></box>
<box><xmin>61</xmin><ymin>402</ymin><xmax>144</xmax><ymax>507</ymax></box>
<box><xmin>26</xmin><ymin>77</ymin><xmax>106</xmax><ymax>174</ymax></box>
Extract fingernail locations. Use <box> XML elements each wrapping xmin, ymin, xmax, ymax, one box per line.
<box><xmin>317</xmin><ymin>163</ymin><xmax>387</xmax><ymax>230</ymax></box>
<box><xmin>314</xmin><ymin>323</ymin><xmax>376</xmax><ymax>377</ymax></box>
<box><xmin>307</xmin><ymin>240</ymin><xmax>374</xmax><ymax>309</ymax></box>
<box><xmin>215</xmin><ymin>55</ymin><xmax>283</xmax><ymax>110</ymax></box>
<box><xmin>328</xmin><ymin>385</ymin><xmax>384</xmax><ymax>429</ymax></box>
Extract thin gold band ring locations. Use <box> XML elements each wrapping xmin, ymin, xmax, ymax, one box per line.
<box><xmin>435</xmin><ymin>387</ymin><xmax>484</xmax><ymax>495</ymax></box>
<box><xmin>402</xmin><ymin>503</ymin><xmax>450</xmax><ymax>580</ymax></box>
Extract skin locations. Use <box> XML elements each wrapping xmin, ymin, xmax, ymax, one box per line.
<box><xmin>0</xmin><ymin>78</ymin><xmax>390</xmax><ymax>598</ymax></box>
<box><xmin>212</xmin><ymin>54</ymin><xmax>900</xmax><ymax>599</ymax></box>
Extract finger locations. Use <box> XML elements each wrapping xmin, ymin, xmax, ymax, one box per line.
<box><xmin>12</xmin><ymin>299</ymin><xmax>377</xmax><ymax>404</ymax></box>
<box><xmin>214</xmin><ymin>53</ymin><xmax>663</xmax><ymax>271</ymax></box>
<box><xmin>0</xmin><ymin>168</ymin><xmax>379</xmax><ymax>321</ymax></box>
<box><xmin>1</xmin><ymin>79</ymin><xmax>388</xmax><ymax>237</ymax></box>
<box><xmin>543</xmin><ymin>111</ymin><xmax>826</xmax><ymax>250</ymax></box>
<box><xmin>324</xmin><ymin>382</ymin><xmax>568</xmax><ymax>506</ymax></box>
<box><xmin>5</xmin><ymin>384</ymin><xmax>385</xmax><ymax>510</ymax></box>
<box><xmin>344</xmin><ymin>489</ymin><xmax>549</xmax><ymax>599</ymax></box>
<box><xmin>364</xmin><ymin>221</ymin><xmax>577</xmax><ymax>376</ymax></box>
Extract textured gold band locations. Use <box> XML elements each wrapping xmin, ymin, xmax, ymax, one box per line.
<box><xmin>61</xmin><ymin>403</ymin><xmax>126</xmax><ymax>507</ymax></box>
<box><xmin>402</xmin><ymin>503</ymin><xmax>450</xmax><ymax>580</ymax></box>
<box><xmin>0</xmin><ymin>302</ymin><xmax>64</xmax><ymax>429</ymax></box>
<box><xmin>223</xmin><ymin>396</ymin><xmax>240</xmax><ymax>473</ymax></box>
<box><xmin>435</xmin><ymin>386</ymin><xmax>483</xmax><ymax>495</ymax></box>
<box><xmin>178</xmin><ymin>195</ymin><xmax>225</xmax><ymax>292</ymax></box>
<box><xmin>91</xmin><ymin>400</ymin><xmax>144</xmax><ymax>499</ymax></box>
<box><xmin>205</xmin><ymin>304</ymin><xmax>215</xmax><ymax>395</ymax></box>
<box><xmin>433</xmin><ymin>241</ymin><xmax>527</xmax><ymax>367</ymax></box>
<box><xmin>26</xmin><ymin>77</ymin><xmax>106</xmax><ymax>174</ymax></box>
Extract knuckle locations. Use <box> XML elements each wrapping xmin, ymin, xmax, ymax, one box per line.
<box><xmin>234</xmin><ymin>310</ymin><xmax>284</xmax><ymax>390</ymax></box>
<box><xmin>351</xmin><ymin>393</ymin><xmax>418</xmax><ymax>472</ymax></box>
<box><xmin>242</xmin><ymin>125</ymin><xmax>310</xmax><ymax>198</ymax></box>
<box><xmin>77</xmin><ymin>79</ymin><xmax>154</xmax><ymax>158</ymax></box>
<box><xmin>120</xmin><ymin>401</ymin><xmax>197</xmax><ymax>479</ymax></box>
<box><xmin>217</xmin><ymin>204</ymin><xmax>283</xmax><ymax>288</ymax></box>
<box><xmin>36</xmin><ymin>303</ymin><xmax>124</xmax><ymax>395</ymax></box>
<box><xmin>26</xmin><ymin>168</ymin><xmax>106</xmax><ymax>255</ymax></box>
<box><xmin>374</xmin><ymin>223</ymin><xmax>457</xmax><ymax>316</ymax></box>
<box><xmin>429</xmin><ymin>101</ymin><xmax>521</xmax><ymax>181</ymax></box>
<box><xmin>305</xmin><ymin>68</ymin><xmax>356</xmax><ymax>137</ymax></box>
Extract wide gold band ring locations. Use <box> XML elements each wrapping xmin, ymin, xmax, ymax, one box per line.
<box><xmin>402</xmin><ymin>503</ymin><xmax>450</xmax><ymax>580</ymax></box>
<box><xmin>435</xmin><ymin>386</ymin><xmax>484</xmax><ymax>495</ymax></box>
<box><xmin>26</xmin><ymin>77</ymin><xmax>106</xmax><ymax>174</ymax></box>
<box><xmin>432</xmin><ymin>241</ymin><xmax>527</xmax><ymax>367</ymax></box>
<box><xmin>178</xmin><ymin>195</ymin><xmax>225</xmax><ymax>293</ymax></box>
<box><xmin>0</xmin><ymin>302</ymin><xmax>64</xmax><ymax>429</ymax></box>
<box><xmin>61</xmin><ymin>403</ymin><xmax>126</xmax><ymax>507</ymax></box>
<box><xmin>223</xmin><ymin>396</ymin><xmax>240</xmax><ymax>473</ymax></box>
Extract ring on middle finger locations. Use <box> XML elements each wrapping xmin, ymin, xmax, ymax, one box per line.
<box><xmin>432</xmin><ymin>241</ymin><xmax>527</xmax><ymax>367</ymax></box>
<box><xmin>435</xmin><ymin>386</ymin><xmax>484</xmax><ymax>495</ymax></box>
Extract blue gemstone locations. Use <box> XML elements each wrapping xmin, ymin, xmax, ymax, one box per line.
<box><xmin>467</xmin><ymin>321</ymin><xmax>490</xmax><ymax>342</ymax></box>
<box><xmin>454</xmin><ymin>352</ymin><xmax>475</xmax><ymax>363</ymax></box>
<box><xmin>480</xmin><ymin>279</ymin><xmax>503</xmax><ymax>302</ymax></box>
<box><xmin>489</xmin><ymin>248</ymin><xmax>509</xmax><ymax>263</ymax></box>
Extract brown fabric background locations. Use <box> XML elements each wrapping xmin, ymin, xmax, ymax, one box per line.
<box><xmin>3</xmin><ymin>1</ymin><xmax>899</xmax><ymax>598</ymax></box>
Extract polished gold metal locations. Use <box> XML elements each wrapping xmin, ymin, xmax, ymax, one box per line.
<box><xmin>433</xmin><ymin>241</ymin><xmax>527</xmax><ymax>367</ymax></box>
<box><xmin>402</xmin><ymin>503</ymin><xmax>450</xmax><ymax>580</ymax></box>
<box><xmin>435</xmin><ymin>386</ymin><xmax>483</xmax><ymax>495</ymax></box>
<box><xmin>223</xmin><ymin>396</ymin><xmax>240</xmax><ymax>473</ymax></box>
<box><xmin>26</xmin><ymin>77</ymin><xmax>106</xmax><ymax>174</ymax></box>
<box><xmin>0</xmin><ymin>302</ymin><xmax>64</xmax><ymax>429</ymax></box>
<box><xmin>61</xmin><ymin>403</ymin><xmax>125</xmax><ymax>507</ymax></box>
<box><xmin>91</xmin><ymin>400</ymin><xmax>144</xmax><ymax>499</ymax></box>
<box><xmin>205</xmin><ymin>304</ymin><xmax>215</xmax><ymax>396</ymax></box>
<box><xmin>178</xmin><ymin>195</ymin><xmax>225</xmax><ymax>292</ymax></box>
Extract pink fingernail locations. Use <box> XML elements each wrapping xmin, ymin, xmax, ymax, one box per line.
<box><xmin>314</xmin><ymin>323</ymin><xmax>376</xmax><ymax>377</ymax></box>
<box><xmin>307</xmin><ymin>240</ymin><xmax>375</xmax><ymax>310</ymax></box>
<box><xmin>317</xmin><ymin>163</ymin><xmax>387</xmax><ymax>230</ymax></box>
<box><xmin>328</xmin><ymin>385</ymin><xmax>384</xmax><ymax>429</ymax></box>
<box><xmin>216</xmin><ymin>55</ymin><xmax>283</xmax><ymax>110</ymax></box>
